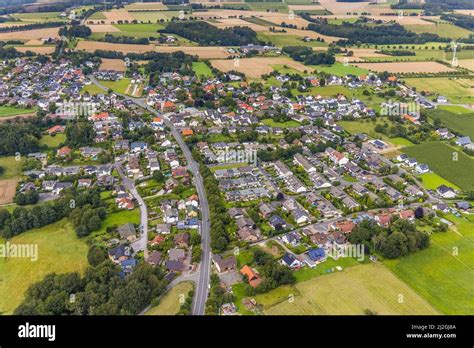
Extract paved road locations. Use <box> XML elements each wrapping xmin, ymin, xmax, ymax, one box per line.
<box><xmin>115</xmin><ymin>164</ymin><xmax>149</xmax><ymax>253</ymax></box>
<box><xmin>90</xmin><ymin>77</ymin><xmax>211</xmax><ymax>315</ymax></box>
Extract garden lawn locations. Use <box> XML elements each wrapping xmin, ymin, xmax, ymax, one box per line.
<box><xmin>39</xmin><ymin>133</ymin><xmax>66</xmax><ymax>149</ymax></box>
<box><xmin>403</xmin><ymin>142</ymin><xmax>474</xmax><ymax>191</ymax></box>
<box><xmin>384</xmin><ymin>215</ymin><xmax>474</xmax><ymax>314</ymax></box>
<box><xmin>0</xmin><ymin>219</ymin><xmax>88</xmax><ymax>314</ymax></box>
<box><xmin>145</xmin><ymin>282</ymin><xmax>193</xmax><ymax>315</ymax></box>
<box><xmin>418</xmin><ymin>173</ymin><xmax>460</xmax><ymax>191</ymax></box>
<box><xmin>261</xmin><ymin>118</ymin><xmax>300</xmax><ymax>128</ymax></box>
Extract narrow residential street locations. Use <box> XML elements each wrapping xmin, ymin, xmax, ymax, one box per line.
<box><xmin>90</xmin><ymin>77</ymin><xmax>211</xmax><ymax>315</ymax></box>
<box><xmin>115</xmin><ymin>164</ymin><xmax>148</xmax><ymax>253</ymax></box>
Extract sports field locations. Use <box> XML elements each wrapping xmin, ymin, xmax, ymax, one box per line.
<box><xmin>384</xmin><ymin>215</ymin><xmax>474</xmax><ymax>314</ymax></box>
<box><xmin>145</xmin><ymin>282</ymin><xmax>194</xmax><ymax>315</ymax></box>
<box><xmin>403</xmin><ymin>142</ymin><xmax>474</xmax><ymax>191</ymax></box>
<box><xmin>261</xmin><ymin>263</ymin><xmax>439</xmax><ymax>315</ymax></box>
<box><xmin>404</xmin><ymin>77</ymin><xmax>474</xmax><ymax>105</ymax></box>
<box><xmin>0</xmin><ymin>219</ymin><xmax>89</xmax><ymax>314</ymax></box>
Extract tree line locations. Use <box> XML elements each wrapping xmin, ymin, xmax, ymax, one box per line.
<box><xmin>0</xmin><ymin>21</ymin><xmax>64</xmax><ymax>33</ymax></box>
<box><xmin>15</xmin><ymin>262</ymin><xmax>168</xmax><ymax>315</ymax></box>
<box><xmin>301</xmin><ymin>14</ymin><xmax>449</xmax><ymax>45</ymax></box>
<box><xmin>160</xmin><ymin>21</ymin><xmax>261</xmax><ymax>46</ymax></box>
<box><xmin>0</xmin><ymin>189</ymin><xmax>105</xmax><ymax>239</ymax></box>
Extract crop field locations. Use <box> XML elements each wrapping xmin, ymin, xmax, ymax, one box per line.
<box><xmin>0</xmin><ymin>27</ymin><xmax>60</xmax><ymax>40</ymax></box>
<box><xmin>210</xmin><ymin>18</ymin><xmax>268</xmax><ymax>32</ymax></box>
<box><xmin>14</xmin><ymin>45</ymin><xmax>55</xmax><ymax>54</ymax></box>
<box><xmin>88</xmin><ymin>24</ymin><xmax>121</xmax><ymax>33</ymax></box>
<box><xmin>0</xmin><ymin>219</ymin><xmax>89</xmax><ymax>314</ymax></box>
<box><xmin>384</xmin><ymin>215</ymin><xmax>474</xmax><ymax>314</ymax></box>
<box><xmin>427</xmin><ymin>108</ymin><xmax>474</xmax><ymax>139</ymax></box>
<box><xmin>129</xmin><ymin>10</ymin><xmax>181</xmax><ymax>23</ymax></box>
<box><xmin>312</xmin><ymin>62</ymin><xmax>369</xmax><ymax>77</ymax></box>
<box><xmin>404</xmin><ymin>77</ymin><xmax>474</xmax><ymax>104</ymax></box>
<box><xmin>155</xmin><ymin>46</ymin><xmax>230</xmax><ymax>59</ymax></box>
<box><xmin>261</xmin><ymin>263</ymin><xmax>439</xmax><ymax>315</ymax></box>
<box><xmin>11</xmin><ymin>12</ymin><xmax>65</xmax><ymax>23</ymax></box>
<box><xmin>0</xmin><ymin>179</ymin><xmax>17</xmax><ymax>205</ymax></box>
<box><xmin>404</xmin><ymin>22</ymin><xmax>473</xmax><ymax>40</ymax></box>
<box><xmin>145</xmin><ymin>282</ymin><xmax>194</xmax><ymax>315</ymax></box>
<box><xmin>99</xmin><ymin>58</ymin><xmax>126</xmax><ymax>72</ymax></box>
<box><xmin>457</xmin><ymin>59</ymin><xmax>474</xmax><ymax>71</ymax></box>
<box><xmin>354</xmin><ymin>61</ymin><xmax>456</xmax><ymax>74</ymax></box>
<box><xmin>211</xmin><ymin>57</ymin><xmax>308</xmax><ymax>77</ymax></box>
<box><xmin>257</xmin><ymin>32</ymin><xmax>327</xmax><ymax>47</ymax></box>
<box><xmin>402</xmin><ymin>142</ymin><xmax>474</xmax><ymax>191</ymax></box>
<box><xmin>124</xmin><ymin>2</ymin><xmax>167</xmax><ymax>10</ymax></box>
<box><xmin>76</xmin><ymin>40</ymin><xmax>155</xmax><ymax>54</ymax></box>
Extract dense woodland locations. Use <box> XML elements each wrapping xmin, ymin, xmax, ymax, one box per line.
<box><xmin>282</xmin><ymin>46</ymin><xmax>335</xmax><ymax>66</ymax></box>
<box><xmin>0</xmin><ymin>189</ymin><xmax>105</xmax><ymax>239</ymax></box>
<box><xmin>347</xmin><ymin>219</ymin><xmax>430</xmax><ymax>259</ymax></box>
<box><xmin>100</xmin><ymin>34</ymin><xmax>149</xmax><ymax>45</ymax></box>
<box><xmin>301</xmin><ymin>15</ymin><xmax>449</xmax><ymax>45</ymax></box>
<box><xmin>161</xmin><ymin>21</ymin><xmax>261</xmax><ymax>46</ymax></box>
<box><xmin>15</xmin><ymin>262</ymin><xmax>168</xmax><ymax>315</ymax></box>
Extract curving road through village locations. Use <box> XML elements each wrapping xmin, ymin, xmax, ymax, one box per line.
<box><xmin>90</xmin><ymin>77</ymin><xmax>211</xmax><ymax>315</ymax></box>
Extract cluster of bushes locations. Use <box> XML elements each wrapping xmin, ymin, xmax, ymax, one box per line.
<box><xmin>378</xmin><ymin>50</ymin><xmax>416</xmax><ymax>56</ymax></box>
<box><xmin>348</xmin><ymin>219</ymin><xmax>430</xmax><ymax>259</ymax></box>
<box><xmin>243</xmin><ymin>249</ymin><xmax>295</xmax><ymax>295</ymax></box>
<box><xmin>200</xmin><ymin>164</ymin><xmax>233</xmax><ymax>253</ymax></box>
<box><xmin>177</xmin><ymin>289</ymin><xmax>194</xmax><ymax>315</ymax></box>
<box><xmin>161</xmin><ymin>21</ymin><xmax>261</xmax><ymax>46</ymax></box>
<box><xmin>205</xmin><ymin>274</ymin><xmax>235</xmax><ymax>315</ymax></box>
<box><xmin>59</xmin><ymin>24</ymin><xmax>91</xmax><ymax>38</ymax></box>
<box><xmin>14</xmin><ymin>190</ymin><xmax>39</xmax><ymax>205</ymax></box>
<box><xmin>100</xmin><ymin>34</ymin><xmax>149</xmax><ymax>45</ymax></box>
<box><xmin>15</xmin><ymin>262</ymin><xmax>168</xmax><ymax>315</ymax></box>
<box><xmin>282</xmin><ymin>46</ymin><xmax>335</xmax><ymax>66</ymax></box>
